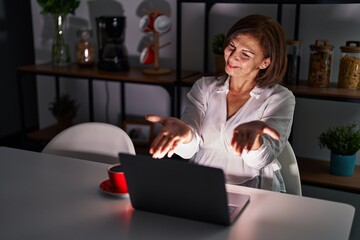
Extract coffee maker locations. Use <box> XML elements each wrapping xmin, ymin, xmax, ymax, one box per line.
<box><xmin>96</xmin><ymin>16</ymin><xmax>130</xmax><ymax>71</ymax></box>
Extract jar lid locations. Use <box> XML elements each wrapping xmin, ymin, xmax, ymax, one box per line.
<box><xmin>287</xmin><ymin>39</ymin><xmax>302</xmax><ymax>46</ymax></box>
<box><xmin>340</xmin><ymin>41</ymin><xmax>360</xmax><ymax>53</ymax></box>
<box><xmin>77</xmin><ymin>29</ymin><xmax>93</xmax><ymax>39</ymax></box>
<box><xmin>310</xmin><ymin>39</ymin><xmax>334</xmax><ymax>52</ymax></box>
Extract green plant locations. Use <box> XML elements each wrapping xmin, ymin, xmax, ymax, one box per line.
<box><xmin>318</xmin><ymin>123</ymin><xmax>360</xmax><ymax>155</ymax></box>
<box><xmin>49</xmin><ymin>94</ymin><xmax>79</xmax><ymax>117</ymax></box>
<box><xmin>212</xmin><ymin>33</ymin><xmax>226</xmax><ymax>55</ymax></box>
<box><xmin>37</xmin><ymin>0</ymin><xmax>80</xmax><ymax>15</ymax></box>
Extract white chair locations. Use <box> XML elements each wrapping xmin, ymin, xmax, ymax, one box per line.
<box><xmin>277</xmin><ymin>141</ymin><xmax>302</xmax><ymax>196</ymax></box>
<box><xmin>42</xmin><ymin>122</ymin><xmax>136</xmax><ymax>164</ymax></box>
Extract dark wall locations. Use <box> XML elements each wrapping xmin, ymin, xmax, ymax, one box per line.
<box><xmin>0</xmin><ymin>0</ymin><xmax>38</xmax><ymax>138</ymax></box>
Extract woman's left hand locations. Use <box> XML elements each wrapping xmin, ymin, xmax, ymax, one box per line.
<box><xmin>231</xmin><ymin>120</ymin><xmax>280</xmax><ymax>155</ymax></box>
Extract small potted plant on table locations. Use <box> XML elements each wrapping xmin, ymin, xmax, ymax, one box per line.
<box><xmin>49</xmin><ymin>94</ymin><xmax>79</xmax><ymax>132</ymax></box>
<box><xmin>318</xmin><ymin>123</ymin><xmax>360</xmax><ymax>176</ymax></box>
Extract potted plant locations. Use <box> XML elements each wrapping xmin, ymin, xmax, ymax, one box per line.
<box><xmin>318</xmin><ymin>123</ymin><xmax>360</xmax><ymax>176</ymax></box>
<box><xmin>37</xmin><ymin>0</ymin><xmax>80</xmax><ymax>66</ymax></box>
<box><xmin>211</xmin><ymin>33</ymin><xmax>226</xmax><ymax>75</ymax></box>
<box><xmin>37</xmin><ymin>0</ymin><xmax>80</xmax><ymax>15</ymax></box>
<box><xmin>49</xmin><ymin>94</ymin><xmax>79</xmax><ymax>131</ymax></box>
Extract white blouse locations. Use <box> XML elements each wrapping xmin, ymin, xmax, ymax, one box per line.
<box><xmin>175</xmin><ymin>76</ymin><xmax>296</xmax><ymax>191</ymax></box>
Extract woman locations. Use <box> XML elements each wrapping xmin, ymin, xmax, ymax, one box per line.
<box><xmin>146</xmin><ymin>14</ymin><xmax>295</xmax><ymax>192</ymax></box>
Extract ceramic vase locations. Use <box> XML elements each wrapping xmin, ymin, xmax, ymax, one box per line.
<box><xmin>330</xmin><ymin>152</ymin><xmax>356</xmax><ymax>176</ymax></box>
<box><xmin>52</xmin><ymin>14</ymin><xmax>71</xmax><ymax>66</ymax></box>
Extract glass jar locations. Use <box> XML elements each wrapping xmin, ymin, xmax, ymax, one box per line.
<box><xmin>308</xmin><ymin>39</ymin><xmax>334</xmax><ymax>87</ymax></box>
<box><xmin>285</xmin><ymin>40</ymin><xmax>302</xmax><ymax>85</ymax></box>
<box><xmin>338</xmin><ymin>41</ymin><xmax>360</xmax><ymax>89</ymax></box>
<box><xmin>52</xmin><ymin>14</ymin><xmax>71</xmax><ymax>66</ymax></box>
<box><xmin>75</xmin><ymin>29</ymin><xmax>96</xmax><ymax>66</ymax></box>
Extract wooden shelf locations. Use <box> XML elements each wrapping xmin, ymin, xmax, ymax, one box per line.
<box><xmin>17</xmin><ymin>63</ymin><xmax>200</xmax><ymax>86</ymax></box>
<box><xmin>26</xmin><ymin>124</ymin><xmax>68</xmax><ymax>142</ymax></box>
<box><xmin>298</xmin><ymin>157</ymin><xmax>360</xmax><ymax>193</ymax></box>
<box><xmin>285</xmin><ymin>81</ymin><xmax>360</xmax><ymax>103</ymax></box>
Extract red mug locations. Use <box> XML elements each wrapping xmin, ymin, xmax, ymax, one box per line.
<box><xmin>108</xmin><ymin>164</ymin><xmax>128</xmax><ymax>193</ymax></box>
<box><xmin>139</xmin><ymin>13</ymin><xmax>156</xmax><ymax>32</ymax></box>
<box><xmin>140</xmin><ymin>46</ymin><xmax>155</xmax><ymax>64</ymax></box>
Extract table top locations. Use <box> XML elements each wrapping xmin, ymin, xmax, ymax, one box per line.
<box><xmin>0</xmin><ymin>147</ymin><xmax>355</xmax><ymax>240</ymax></box>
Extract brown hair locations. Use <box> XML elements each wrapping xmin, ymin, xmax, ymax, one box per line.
<box><xmin>219</xmin><ymin>14</ymin><xmax>287</xmax><ymax>88</ymax></box>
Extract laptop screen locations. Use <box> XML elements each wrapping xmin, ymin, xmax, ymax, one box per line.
<box><xmin>119</xmin><ymin>153</ymin><xmax>249</xmax><ymax>225</ymax></box>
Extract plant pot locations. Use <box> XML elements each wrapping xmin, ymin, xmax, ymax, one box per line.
<box><xmin>330</xmin><ymin>152</ymin><xmax>356</xmax><ymax>176</ymax></box>
<box><xmin>55</xmin><ymin>111</ymin><xmax>76</xmax><ymax>132</ymax></box>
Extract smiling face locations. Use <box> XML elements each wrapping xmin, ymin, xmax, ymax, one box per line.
<box><xmin>224</xmin><ymin>33</ymin><xmax>270</xmax><ymax>82</ymax></box>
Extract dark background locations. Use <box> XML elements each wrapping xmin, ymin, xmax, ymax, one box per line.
<box><xmin>0</xmin><ymin>0</ymin><xmax>38</xmax><ymax>149</ymax></box>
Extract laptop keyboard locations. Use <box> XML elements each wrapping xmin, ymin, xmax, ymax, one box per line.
<box><xmin>228</xmin><ymin>204</ymin><xmax>238</xmax><ymax>215</ymax></box>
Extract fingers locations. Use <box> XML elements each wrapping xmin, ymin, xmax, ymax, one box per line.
<box><xmin>231</xmin><ymin>130</ymin><xmax>254</xmax><ymax>155</ymax></box>
<box><xmin>149</xmin><ymin>132</ymin><xmax>164</xmax><ymax>155</ymax></box>
<box><xmin>145</xmin><ymin>115</ymin><xmax>164</xmax><ymax>124</ymax></box>
<box><xmin>167</xmin><ymin>140</ymin><xmax>180</xmax><ymax>158</ymax></box>
<box><xmin>231</xmin><ymin>123</ymin><xmax>280</xmax><ymax>155</ymax></box>
<box><xmin>146</xmin><ymin>115</ymin><xmax>174</xmax><ymax>158</ymax></box>
<box><xmin>262</xmin><ymin>127</ymin><xmax>280</xmax><ymax>140</ymax></box>
<box><xmin>150</xmin><ymin>132</ymin><xmax>178</xmax><ymax>159</ymax></box>
<box><xmin>146</xmin><ymin>115</ymin><xmax>189</xmax><ymax>158</ymax></box>
<box><xmin>152</xmin><ymin>134</ymin><xmax>172</xmax><ymax>159</ymax></box>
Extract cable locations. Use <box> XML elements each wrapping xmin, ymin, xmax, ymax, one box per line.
<box><xmin>105</xmin><ymin>81</ymin><xmax>110</xmax><ymax>123</ymax></box>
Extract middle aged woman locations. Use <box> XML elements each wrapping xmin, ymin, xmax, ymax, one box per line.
<box><xmin>145</xmin><ymin>14</ymin><xmax>295</xmax><ymax>192</ymax></box>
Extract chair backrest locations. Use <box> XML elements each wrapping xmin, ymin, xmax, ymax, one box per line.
<box><xmin>277</xmin><ymin>141</ymin><xmax>302</xmax><ymax>196</ymax></box>
<box><xmin>42</xmin><ymin>122</ymin><xmax>136</xmax><ymax>164</ymax></box>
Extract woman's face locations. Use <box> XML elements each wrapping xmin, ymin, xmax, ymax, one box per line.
<box><xmin>224</xmin><ymin>33</ymin><xmax>270</xmax><ymax>80</ymax></box>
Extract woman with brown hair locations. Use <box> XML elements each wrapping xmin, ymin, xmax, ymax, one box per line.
<box><xmin>146</xmin><ymin>14</ymin><xmax>295</xmax><ymax>192</ymax></box>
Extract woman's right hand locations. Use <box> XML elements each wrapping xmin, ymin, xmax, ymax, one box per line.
<box><xmin>145</xmin><ymin>115</ymin><xmax>193</xmax><ymax>159</ymax></box>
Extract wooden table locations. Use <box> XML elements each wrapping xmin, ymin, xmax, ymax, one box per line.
<box><xmin>0</xmin><ymin>147</ymin><xmax>355</xmax><ymax>240</ymax></box>
<box><xmin>298</xmin><ymin>157</ymin><xmax>360</xmax><ymax>193</ymax></box>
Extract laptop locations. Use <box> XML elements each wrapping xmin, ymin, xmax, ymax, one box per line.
<box><xmin>119</xmin><ymin>153</ymin><xmax>250</xmax><ymax>226</ymax></box>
